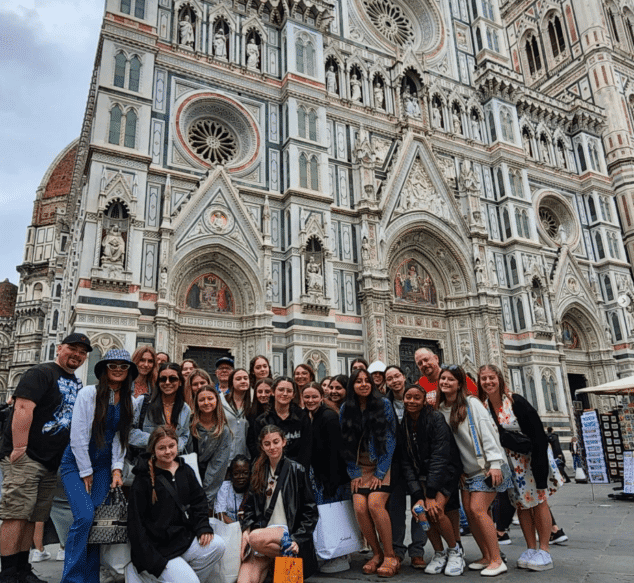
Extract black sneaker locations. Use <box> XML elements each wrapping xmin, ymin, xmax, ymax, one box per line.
<box><xmin>549</xmin><ymin>529</ymin><xmax>568</xmax><ymax>545</ymax></box>
<box><xmin>497</xmin><ymin>532</ymin><xmax>512</xmax><ymax>545</ymax></box>
<box><xmin>19</xmin><ymin>569</ymin><xmax>47</xmax><ymax>583</ymax></box>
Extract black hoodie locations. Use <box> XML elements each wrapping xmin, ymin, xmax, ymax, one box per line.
<box><xmin>128</xmin><ymin>454</ymin><xmax>213</xmax><ymax>577</ymax></box>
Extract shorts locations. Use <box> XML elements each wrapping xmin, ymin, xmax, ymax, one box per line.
<box><xmin>0</xmin><ymin>455</ymin><xmax>57</xmax><ymax>522</ymax></box>
<box><xmin>463</xmin><ymin>463</ymin><xmax>513</xmax><ymax>493</ymax></box>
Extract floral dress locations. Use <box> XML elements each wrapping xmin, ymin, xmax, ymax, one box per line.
<box><xmin>496</xmin><ymin>396</ymin><xmax>563</xmax><ymax>510</ymax></box>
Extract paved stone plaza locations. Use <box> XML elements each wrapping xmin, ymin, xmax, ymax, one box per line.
<box><xmin>27</xmin><ymin>482</ymin><xmax>634</xmax><ymax>583</ymax></box>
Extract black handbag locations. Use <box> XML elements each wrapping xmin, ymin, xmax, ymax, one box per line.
<box><xmin>489</xmin><ymin>408</ymin><xmax>532</xmax><ymax>455</ymax></box>
<box><xmin>87</xmin><ymin>486</ymin><xmax>128</xmax><ymax>544</ymax></box>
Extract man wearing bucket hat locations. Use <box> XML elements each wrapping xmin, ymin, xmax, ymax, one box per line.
<box><xmin>59</xmin><ymin>348</ymin><xmax>137</xmax><ymax>583</ymax></box>
<box><xmin>0</xmin><ymin>333</ymin><xmax>92</xmax><ymax>583</ymax></box>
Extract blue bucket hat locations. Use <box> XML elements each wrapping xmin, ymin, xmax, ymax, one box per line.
<box><xmin>94</xmin><ymin>348</ymin><xmax>139</xmax><ymax>381</ymax></box>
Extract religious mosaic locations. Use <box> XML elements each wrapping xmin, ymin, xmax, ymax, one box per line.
<box><xmin>393</xmin><ymin>258</ymin><xmax>437</xmax><ymax>306</ymax></box>
<box><xmin>562</xmin><ymin>320</ymin><xmax>580</xmax><ymax>349</ymax></box>
<box><xmin>185</xmin><ymin>273</ymin><xmax>234</xmax><ymax>313</ymax></box>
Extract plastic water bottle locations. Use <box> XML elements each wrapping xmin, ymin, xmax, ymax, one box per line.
<box><xmin>413</xmin><ymin>504</ymin><xmax>430</xmax><ymax>531</ymax></box>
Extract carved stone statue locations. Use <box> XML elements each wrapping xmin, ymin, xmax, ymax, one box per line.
<box><xmin>214</xmin><ymin>29</ymin><xmax>227</xmax><ymax>58</ymax></box>
<box><xmin>555</xmin><ymin>224</ymin><xmax>567</xmax><ymax>245</ymax></box>
<box><xmin>326</xmin><ymin>66</ymin><xmax>337</xmax><ymax>94</ymax></box>
<box><xmin>540</xmin><ymin>140</ymin><xmax>550</xmax><ymax>164</ymax></box>
<box><xmin>474</xmin><ymin>257</ymin><xmax>485</xmax><ymax>285</ymax></box>
<box><xmin>361</xmin><ymin>236</ymin><xmax>371</xmax><ymax>262</ymax></box>
<box><xmin>459</xmin><ymin>160</ymin><xmax>481</xmax><ymax>195</ymax></box>
<box><xmin>350</xmin><ymin>73</ymin><xmax>362</xmax><ymax>102</ymax></box>
<box><xmin>532</xmin><ymin>291</ymin><xmax>547</xmax><ymax>323</ymax></box>
<box><xmin>160</xmin><ymin>267</ymin><xmax>168</xmax><ymax>289</ymax></box>
<box><xmin>471</xmin><ymin>115</ymin><xmax>481</xmax><ymax>141</ymax></box>
<box><xmin>403</xmin><ymin>86</ymin><xmax>421</xmax><ymax>118</ymax></box>
<box><xmin>523</xmin><ymin>133</ymin><xmax>532</xmax><ymax>156</ymax></box>
<box><xmin>102</xmin><ymin>225</ymin><xmax>125</xmax><ymax>266</ymax></box>
<box><xmin>605</xmin><ymin>321</ymin><xmax>614</xmax><ymax>344</ymax></box>
<box><xmin>432</xmin><ymin>102</ymin><xmax>442</xmax><ymax>128</ymax></box>
<box><xmin>306</xmin><ymin>256</ymin><xmax>323</xmax><ymax>292</ymax></box>
<box><xmin>179</xmin><ymin>15</ymin><xmax>195</xmax><ymax>48</ymax></box>
<box><xmin>452</xmin><ymin>111</ymin><xmax>462</xmax><ymax>134</ymax></box>
<box><xmin>374</xmin><ymin>81</ymin><xmax>384</xmax><ymax>110</ymax></box>
<box><xmin>246</xmin><ymin>38</ymin><xmax>259</xmax><ymax>69</ymax></box>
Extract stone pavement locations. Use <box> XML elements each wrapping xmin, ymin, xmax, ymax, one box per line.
<box><xmin>27</xmin><ymin>482</ymin><xmax>634</xmax><ymax>583</ymax></box>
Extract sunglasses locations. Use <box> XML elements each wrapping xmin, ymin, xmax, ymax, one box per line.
<box><xmin>106</xmin><ymin>363</ymin><xmax>130</xmax><ymax>371</ymax></box>
<box><xmin>159</xmin><ymin>375</ymin><xmax>180</xmax><ymax>383</ymax></box>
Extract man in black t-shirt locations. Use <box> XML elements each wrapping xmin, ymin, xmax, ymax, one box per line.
<box><xmin>0</xmin><ymin>333</ymin><xmax>91</xmax><ymax>583</ymax></box>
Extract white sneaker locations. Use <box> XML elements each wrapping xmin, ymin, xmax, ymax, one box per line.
<box><xmin>31</xmin><ymin>549</ymin><xmax>51</xmax><ymax>562</ymax></box>
<box><xmin>320</xmin><ymin>556</ymin><xmax>350</xmax><ymax>573</ymax></box>
<box><xmin>512</xmin><ymin>517</ymin><xmax>520</xmax><ymax>525</ymax></box>
<box><xmin>526</xmin><ymin>549</ymin><xmax>553</xmax><ymax>571</ymax></box>
<box><xmin>425</xmin><ymin>550</ymin><xmax>448</xmax><ymax>574</ymax></box>
<box><xmin>517</xmin><ymin>549</ymin><xmax>536</xmax><ymax>569</ymax></box>
<box><xmin>56</xmin><ymin>548</ymin><xmax>65</xmax><ymax>561</ymax></box>
<box><xmin>444</xmin><ymin>547</ymin><xmax>465</xmax><ymax>577</ymax></box>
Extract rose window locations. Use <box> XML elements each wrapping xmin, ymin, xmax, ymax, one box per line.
<box><xmin>363</xmin><ymin>0</ymin><xmax>415</xmax><ymax>46</ymax></box>
<box><xmin>188</xmin><ymin>119</ymin><xmax>238</xmax><ymax>165</ymax></box>
<box><xmin>539</xmin><ymin>208</ymin><xmax>558</xmax><ymax>239</ymax></box>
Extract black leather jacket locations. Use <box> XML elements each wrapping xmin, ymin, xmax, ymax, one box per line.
<box><xmin>241</xmin><ymin>456</ymin><xmax>318</xmax><ymax>577</ymax></box>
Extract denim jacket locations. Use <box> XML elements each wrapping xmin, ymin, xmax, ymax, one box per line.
<box><xmin>341</xmin><ymin>397</ymin><xmax>397</xmax><ymax>481</ymax></box>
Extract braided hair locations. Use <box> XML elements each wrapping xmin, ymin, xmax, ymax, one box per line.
<box><xmin>147</xmin><ymin>425</ymin><xmax>178</xmax><ymax>504</ymax></box>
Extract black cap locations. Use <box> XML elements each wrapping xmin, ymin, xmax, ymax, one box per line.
<box><xmin>61</xmin><ymin>333</ymin><xmax>93</xmax><ymax>352</ymax></box>
<box><xmin>215</xmin><ymin>356</ymin><xmax>234</xmax><ymax>368</ymax></box>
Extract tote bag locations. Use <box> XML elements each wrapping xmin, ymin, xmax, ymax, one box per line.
<box><xmin>209</xmin><ymin>517</ymin><xmax>241</xmax><ymax>583</ymax></box>
<box><xmin>312</xmin><ymin>500</ymin><xmax>363</xmax><ymax>560</ymax></box>
<box><xmin>274</xmin><ymin>557</ymin><xmax>303</xmax><ymax>583</ymax></box>
<box><xmin>87</xmin><ymin>487</ymin><xmax>128</xmax><ymax>545</ymax></box>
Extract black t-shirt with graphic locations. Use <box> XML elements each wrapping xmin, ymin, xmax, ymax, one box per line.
<box><xmin>0</xmin><ymin>362</ymin><xmax>83</xmax><ymax>470</ymax></box>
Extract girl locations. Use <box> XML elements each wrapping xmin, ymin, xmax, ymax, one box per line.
<box><xmin>478</xmin><ymin>364</ymin><xmax>563</xmax><ymax>572</ymax></box>
<box><xmin>248</xmin><ymin>377</ymin><xmax>311</xmax><ymax>468</ymax></box>
<box><xmin>131</xmin><ymin>346</ymin><xmax>158</xmax><ymax>398</ymax></box>
<box><xmin>328</xmin><ymin>374</ymin><xmax>348</xmax><ymax>411</ymax></box>
<box><xmin>238</xmin><ymin>426</ymin><xmax>319</xmax><ymax>582</ymax></box>
<box><xmin>249</xmin><ymin>355</ymin><xmax>271</xmax><ymax>388</ymax></box>
<box><xmin>437</xmin><ymin>365</ymin><xmax>511</xmax><ymax>577</ymax></box>
<box><xmin>220</xmin><ymin>368</ymin><xmax>251</xmax><ymax>460</ymax></box>
<box><xmin>399</xmin><ymin>385</ymin><xmax>464</xmax><ymax>576</ymax></box>
<box><xmin>302</xmin><ymin>383</ymin><xmax>348</xmax><ymax>503</ymax></box>
<box><xmin>187</xmin><ymin>385</ymin><xmax>232</xmax><ymax>511</ymax></box>
<box><xmin>247</xmin><ymin>377</ymin><xmax>273</xmax><ymax>427</ymax></box>
<box><xmin>215</xmin><ymin>455</ymin><xmax>251</xmax><ymax>523</ymax></box>
<box><xmin>339</xmin><ymin>369</ymin><xmax>399</xmax><ymax>577</ymax></box>
<box><xmin>130</xmin><ymin>363</ymin><xmax>191</xmax><ymax>453</ymax></box>
<box><xmin>126</xmin><ymin>426</ymin><xmax>225</xmax><ymax>583</ymax></box>
<box><xmin>184</xmin><ymin>368</ymin><xmax>212</xmax><ymax>409</ymax></box>
<box><xmin>181</xmin><ymin>359</ymin><xmax>198</xmax><ymax>381</ymax></box>
<box><xmin>293</xmin><ymin>363</ymin><xmax>315</xmax><ymax>406</ymax></box>
<box><xmin>59</xmin><ymin>349</ymin><xmax>136</xmax><ymax>583</ymax></box>
<box><xmin>320</xmin><ymin>376</ymin><xmax>332</xmax><ymax>398</ymax></box>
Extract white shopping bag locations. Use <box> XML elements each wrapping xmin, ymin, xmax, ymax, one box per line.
<box><xmin>100</xmin><ymin>542</ymin><xmax>131</xmax><ymax>575</ymax></box>
<box><xmin>209</xmin><ymin>518</ymin><xmax>241</xmax><ymax>583</ymax></box>
<box><xmin>312</xmin><ymin>500</ymin><xmax>363</xmax><ymax>560</ymax></box>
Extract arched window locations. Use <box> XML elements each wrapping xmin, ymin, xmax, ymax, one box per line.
<box><xmin>612</xmin><ymin>234</ymin><xmax>621</xmax><ymax>258</ymax></box>
<box><xmin>516</xmin><ymin>297</ymin><xmax>526</xmax><ymax>329</ymax></box>
<box><xmin>555</xmin><ymin>17</ymin><xmax>566</xmax><ymax>54</ymax></box>
<box><xmin>548</xmin><ymin>16</ymin><xmax>566</xmax><ymax>58</ymax></box>
<box><xmin>476</xmin><ymin>28</ymin><xmax>483</xmax><ymax>51</ymax></box>
<box><xmin>124</xmin><ymin>109</ymin><xmax>137</xmax><ymax>148</ymax></box>
<box><xmin>515</xmin><ymin>208</ymin><xmax>523</xmax><ymax>237</ymax></box>
<box><xmin>488</xmin><ymin>111</ymin><xmax>497</xmax><ymax>141</ymax></box>
<box><xmin>32</xmin><ymin>283</ymin><xmax>43</xmax><ymax>301</ymax></box>
<box><xmin>608</xmin><ymin>8</ymin><xmax>621</xmax><ymax>43</ymax></box>
<box><xmin>577</xmin><ymin>144</ymin><xmax>587</xmax><ymax>172</ymax></box>
<box><xmin>114</xmin><ymin>53</ymin><xmax>126</xmax><ymax>87</ymax></box>
<box><xmin>595</xmin><ymin>232</ymin><xmax>605</xmax><ymax>259</ymax></box>
<box><xmin>497</xmin><ymin>168</ymin><xmax>505</xmax><ymax>197</ymax></box>
<box><xmin>613</xmin><ymin>312</ymin><xmax>623</xmax><ymax>341</ymax></box>
<box><xmin>109</xmin><ymin>106</ymin><xmax>122</xmax><ymax>144</ymax></box>
<box><xmin>308</xmin><ymin>110</ymin><xmax>317</xmax><ymax>141</ymax></box>
<box><xmin>299</xmin><ymin>153</ymin><xmax>308</xmax><ymax>188</ymax></box>
<box><xmin>129</xmin><ymin>56</ymin><xmax>141</xmax><ymax>92</ymax></box>
<box><xmin>510</xmin><ymin>256</ymin><xmax>519</xmax><ymax>285</ymax></box>
<box><xmin>295</xmin><ymin>39</ymin><xmax>304</xmax><ymax>73</ymax></box>
<box><xmin>48</xmin><ymin>344</ymin><xmax>56</xmax><ymax>361</ymax></box>
<box><xmin>310</xmin><ymin>156</ymin><xmax>319</xmax><ymax>190</ymax></box>
<box><xmin>55</xmin><ymin>284</ymin><xmax>62</xmax><ymax>298</ymax></box>
<box><xmin>604</xmin><ymin>275</ymin><xmax>614</xmax><ymax>301</ymax></box>
<box><xmin>588</xmin><ymin>196</ymin><xmax>597</xmax><ymax>222</ymax></box>
<box><xmin>525</xmin><ymin>34</ymin><xmax>542</xmax><ymax>76</ymax></box>
<box><xmin>305</xmin><ymin>43</ymin><xmax>315</xmax><ymax>76</ymax></box>
<box><xmin>51</xmin><ymin>310</ymin><xmax>59</xmax><ymax>331</ymax></box>
<box><xmin>503</xmin><ymin>208</ymin><xmax>512</xmax><ymax>239</ymax></box>
<box><xmin>527</xmin><ymin>376</ymin><xmax>538</xmax><ymax>407</ymax></box>
<box><xmin>471</xmin><ymin>0</ymin><xmax>478</xmax><ymax>18</ymax></box>
<box><xmin>522</xmin><ymin>210</ymin><xmax>530</xmax><ymax>238</ymax></box>
<box><xmin>298</xmin><ymin>107</ymin><xmax>306</xmax><ymax>138</ymax></box>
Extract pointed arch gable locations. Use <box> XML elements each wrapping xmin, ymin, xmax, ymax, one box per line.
<box><xmin>560</xmin><ymin>303</ymin><xmax>608</xmax><ymax>352</ymax></box>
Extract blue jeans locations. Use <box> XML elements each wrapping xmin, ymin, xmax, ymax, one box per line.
<box><xmin>388</xmin><ymin>478</ymin><xmax>427</xmax><ymax>559</ymax></box>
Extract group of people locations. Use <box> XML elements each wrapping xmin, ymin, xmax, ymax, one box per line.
<box><xmin>0</xmin><ymin>336</ymin><xmax>567</xmax><ymax>583</ymax></box>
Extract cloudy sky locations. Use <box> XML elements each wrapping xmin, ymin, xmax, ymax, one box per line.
<box><xmin>0</xmin><ymin>2</ymin><xmax>104</xmax><ymax>284</ymax></box>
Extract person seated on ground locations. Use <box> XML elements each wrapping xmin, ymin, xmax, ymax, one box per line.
<box><xmin>215</xmin><ymin>455</ymin><xmax>251</xmax><ymax>524</ymax></box>
<box><xmin>126</xmin><ymin>426</ymin><xmax>225</xmax><ymax>583</ymax></box>
<box><xmin>238</xmin><ymin>425</ymin><xmax>319</xmax><ymax>582</ymax></box>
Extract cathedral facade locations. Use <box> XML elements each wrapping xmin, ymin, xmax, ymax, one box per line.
<box><xmin>7</xmin><ymin>0</ymin><xmax>634</xmax><ymax>436</ymax></box>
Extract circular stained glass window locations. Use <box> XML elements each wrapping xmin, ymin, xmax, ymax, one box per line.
<box><xmin>539</xmin><ymin>207</ymin><xmax>558</xmax><ymax>239</ymax></box>
<box><xmin>363</xmin><ymin>0</ymin><xmax>415</xmax><ymax>46</ymax></box>
<box><xmin>188</xmin><ymin>119</ymin><xmax>238</xmax><ymax>165</ymax></box>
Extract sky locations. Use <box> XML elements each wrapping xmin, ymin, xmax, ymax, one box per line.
<box><xmin>0</xmin><ymin>2</ymin><xmax>104</xmax><ymax>284</ymax></box>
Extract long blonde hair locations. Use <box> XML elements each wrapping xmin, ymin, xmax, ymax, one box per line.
<box><xmin>184</xmin><ymin>368</ymin><xmax>212</xmax><ymax>409</ymax></box>
<box><xmin>190</xmin><ymin>385</ymin><xmax>227</xmax><ymax>439</ymax></box>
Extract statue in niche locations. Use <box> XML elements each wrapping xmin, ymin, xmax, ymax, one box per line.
<box><xmin>361</xmin><ymin>236</ymin><xmax>371</xmax><ymax>262</ymax></box>
<box><xmin>160</xmin><ymin>267</ymin><xmax>168</xmax><ymax>289</ymax></box>
<box><xmin>403</xmin><ymin>86</ymin><xmax>421</xmax><ymax>118</ymax></box>
<box><xmin>532</xmin><ymin>291</ymin><xmax>547</xmax><ymax>323</ymax></box>
<box><xmin>306</xmin><ymin>256</ymin><xmax>323</xmax><ymax>293</ymax></box>
<box><xmin>374</xmin><ymin>81</ymin><xmax>384</xmax><ymax>110</ymax></box>
<box><xmin>523</xmin><ymin>132</ymin><xmax>532</xmax><ymax>157</ymax></box>
<box><xmin>471</xmin><ymin>114</ymin><xmax>481</xmax><ymax>141</ymax></box>
<box><xmin>101</xmin><ymin>225</ymin><xmax>125</xmax><ymax>266</ymax></box>
<box><xmin>214</xmin><ymin>28</ymin><xmax>227</xmax><ymax>58</ymax></box>
<box><xmin>326</xmin><ymin>65</ymin><xmax>337</xmax><ymax>94</ymax></box>
<box><xmin>540</xmin><ymin>140</ymin><xmax>550</xmax><ymax>164</ymax></box>
<box><xmin>432</xmin><ymin>101</ymin><xmax>443</xmax><ymax>128</ymax></box>
<box><xmin>474</xmin><ymin>257</ymin><xmax>485</xmax><ymax>285</ymax></box>
<box><xmin>179</xmin><ymin>14</ymin><xmax>195</xmax><ymax>48</ymax></box>
<box><xmin>556</xmin><ymin>143</ymin><xmax>566</xmax><ymax>168</ymax></box>
<box><xmin>350</xmin><ymin>73</ymin><xmax>362</xmax><ymax>102</ymax></box>
<box><xmin>452</xmin><ymin>110</ymin><xmax>462</xmax><ymax>134</ymax></box>
<box><xmin>605</xmin><ymin>321</ymin><xmax>614</xmax><ymax>344</ymax></box>
<box><xmin>555</xmin><ymin>224</ymin><xmax>567</xmax><ymax>245</ymax></box>
<box><xmin>246</xmin><ymin>38</ymin><xmax>259</xmax><ymax>69</ymax></box>
<box><xmin>459</xmin><ymin>159</ymin><xmax>481</xmax><ymax>195</ymax></box>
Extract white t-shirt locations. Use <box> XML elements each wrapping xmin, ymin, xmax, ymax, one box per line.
<box><xmin>214</xmin><ymin>480</ymin><xmax>245</xmax><ymax>521</ymax></box>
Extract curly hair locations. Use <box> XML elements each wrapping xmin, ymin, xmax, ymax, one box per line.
<box><xmin>340</xmin><ymin>369</ymin><xmax>389</xmax><ymax>462</ymax></box>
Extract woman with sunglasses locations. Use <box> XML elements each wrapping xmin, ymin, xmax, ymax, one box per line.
<box><xmin>477</xmin><ymin>364</ymin><xmax>563</xmax><ymax>572</ymax></box>
<box><xmin>220</xmin><ymin>368</ymin><xmax>252</xmax><ymax>460</ymax></box>
<box><xmin>437</xmin><ymin>365</ymin><xmax>512</xmax><ymax>577</ymax></box>
<box><xmin>130</xmin><ymin>363</ymin><xmax>191</xmax><ymax>453</ymax></box>
<box><xmin>59</xmin><ymin>349</ymin><xmax>137</xmax><ymax>583</ymax></box>
<box><xmin>238</xmin><ymin>425</ymin><xmax>319</xmax><ymax>582</ymax></box>
<box><xmin>247</xmin><ymin>377</ymin><xmax>312</xmax><ymax>468</ymax></box>
<box><xmin>339</xmin><ymin>368</ymin><xmax>399</xmax><ymax>578</ymax></box>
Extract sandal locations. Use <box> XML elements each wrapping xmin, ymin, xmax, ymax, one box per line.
<box><xmin>377</xmin><ymin>556</ymin><xmax>400</xmax><ymax>578</ymax></box>
<box><xmin>362</xmin><ymin>555</ymin><xmax>383</xmax><ymax>574</ymax></box>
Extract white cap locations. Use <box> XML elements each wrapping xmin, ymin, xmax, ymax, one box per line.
<box><xmin>367</xmin><ymin>360</ymin><xmax>387</xmax><ymax>374</ymax></box>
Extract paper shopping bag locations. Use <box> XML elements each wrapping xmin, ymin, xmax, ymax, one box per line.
<box><xmin>273</xmin><ymin>556</ymin><xmax>303</xmax><ymax>583</ymax></box>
